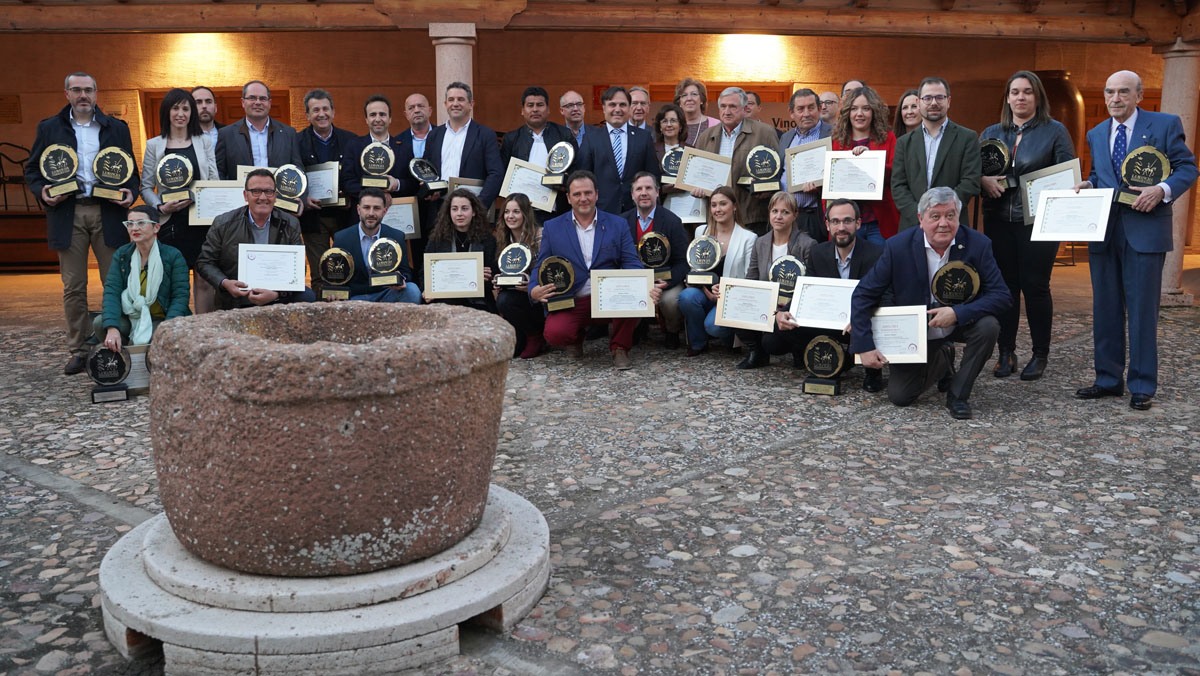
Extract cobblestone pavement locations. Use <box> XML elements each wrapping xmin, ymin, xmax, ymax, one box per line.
<box><xmin>1</xmin><ymin>300</ymin><xmax>1197</xmax><ymax>675</ymax></box>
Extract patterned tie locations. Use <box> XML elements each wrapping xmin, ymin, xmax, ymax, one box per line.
<box><xmin>611</xmin><ymin>127</ymin><xmax>625</xmax><ymax>178</ymax></box>
<box><xmin>1111</xmin><ymin>123</ymin><xmax>1127</xmax><ymax>183</ymax></box>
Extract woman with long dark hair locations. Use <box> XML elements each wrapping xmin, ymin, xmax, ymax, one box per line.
<box><xmin>493</xmin><ymin>193</ymin><xmax>544</xmax><ymax>358</ymax></box>
<box><xmin>424</xmin><ymin>188</ymin><xmax>497</xmax><ymax>313</ymax></box>
<box><xmin>892</xmin><ymin>89</ymin><xmax>920</xmax><ymax>138</ymax></box>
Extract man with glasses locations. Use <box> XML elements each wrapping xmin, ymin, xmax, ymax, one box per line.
<box><xmin>891</xmin><ymin>76</ymin><xmax>981</xmax><ymax>231</ymax></box>
<box><xmin>215</xmin><ymin>80</ymin><xmax>303</xmax><ymax>180</ymax></box>
<box><xmin>629</xmin><ymin>86</ymin><xmax>652</xmax><ymax>133</ymax></box>
<box><xmin>197</xmin><ymin>168</ymin><xmax>315</xmax><ymax>309</ymax></box>
<box><xmin>25</xmin><ymin>72</ymin><xmax>139</xmax><ymax>375</ymax></box>
<box><xmin>818</xmin><ymin>91</ymin><xmax>840</xmax><ymax>125</ymax></box>
<box><xmin>559</xmin><ymin>90</ymin><xmax>589</xmax><ymax>146</ymax></box>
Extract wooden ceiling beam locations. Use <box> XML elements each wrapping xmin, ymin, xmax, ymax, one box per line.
<box><xmin>0</xmin><ymin>3</ymin><xmax>394</xmax><ymax>31</ymax></box>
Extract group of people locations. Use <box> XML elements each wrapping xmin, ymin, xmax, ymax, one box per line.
<box><xmin>26</xmin><ymin>67</ymin><xmax>1194</xmax><ymax>418</ymax></box>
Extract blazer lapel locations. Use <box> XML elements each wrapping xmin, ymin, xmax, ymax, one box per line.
<box><xmin>930</xmin><ymin>122</ymin><xmax>955</xmax><ymax>185</ymax></box>
<box><xmin>1130</xmin><ymin>108</ymin><xmax>1154</xmax><ymax>150</ymax></box>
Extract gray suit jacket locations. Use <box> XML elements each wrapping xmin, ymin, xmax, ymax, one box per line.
<box><xmin>215</xmin><ymin>117</ymin><xmax>303</xmax><ymax>180</ymax></box>
<box><xmin>890</xmin><ymin>120</ymin><xmax>981</xmax><ymax>230</ymax></box>
<box><xmin>140</xmin><ymin>134</ymin><xmax>219</xmax><ymax>212</ymax></box>
<box><xmin>747</xmin><ymin>228</ymin><xmax>817</xmax><ymax>281</ymax></box>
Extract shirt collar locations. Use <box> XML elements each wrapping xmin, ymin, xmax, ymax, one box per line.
<box><xmin>922</xmin><ymin>232</ymin><xmax>955</xmax><ymax>255</ymax></box>
<box><xmin>1113</xmin><ymin>108</ymin><xmax>1138</xmax><ymax>132</ymax></box>
<box><xmin>249</xmin><ymin>211</ymin><xmax>271</xmax><ymax>229</ymax></box>
<box><xmin>359</xmin><ymin>223</ymin><xmax>380</xmax><ymax>240</ymax></box>
<box><xmin>246</xmin><ymin>118</ymin><xmax>270</xmax><ymax>133</ymax></box>
<box><xmin>572</xmin><ymin>210</ymin><xmax>597</xmax><ymax>230</ymax></box>
<box><xmin>638</xmin><ymin>207</ymin><xmax>656</xmax><ymax>224</ymax></box>
<box><xmin>446</xmin><ymin>119</ymin><xmax>471</xmax><ymax>135</ymax></box>
<box><xmin>313</xmin><ymin>127</ymin><xmax>334</xmax><ymax>142</ymax></box>
<box><xmin>606</xmin><ymin>122</ymin><xmax>628</xmax><ymax>134</ymax></box>
<box><xmin>836</xmin><ymin>241</ymin><xmax>856</xmax><ymax>261</ymax></box>
<box><xmin>922</xmin><ymin>118</ymin><xmax>950</xmax><ymax>139</ymax></box>
<box><xmin>722</xmin><ymin>122</ymin><xmax>743</xmax><ymax>139</ymax></box>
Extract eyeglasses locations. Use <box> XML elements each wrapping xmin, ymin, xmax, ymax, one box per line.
<box><xmin>561</xmin><ymin>102</ymin><xmax>585</xmax><ymax>109</ymax></box>
<box><xmin>820</xmin><ymin>100</ymin><xmax>838</xmax><ymax>107</ymax></box>
<box><xmin>122</xmin><ymin>219</ymin><xmax>156</xmax><ymax>229</ymax></box>
<box><xmin>67</xmin><ymin>87</ymin><xmax>96</xmax><ymax>95</ymax></box>
<box><xmin>243</xmin><ymin>95</ymin><xmax>270</xmax><ymax>103</ymax></box>
<box><xmin>919</xmin><ymin>95</ymin><xmax>949</xmax><ymax>104</ymax></box>
<box><xmin>826</xmin><ymin>218</ymin><xmax>859</xmax><ymax>226</ymax></box>
<box><xmin>247</xmin><ymin>188</ymin><xmax>277</xmax><ymax>197</ymax></box>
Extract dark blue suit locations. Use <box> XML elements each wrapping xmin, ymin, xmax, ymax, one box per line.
<box><xmin>331</xmin><ymin>222</ymin><xmax>414</xmax><ymax>297</ymax></box>
<box><xmin>1085</xmin><ymin>109</ymin><xmax>1197</xmax><ymax>396</ymax></box>
<box><xmin>576</xmin><ymin>124</ymin><xmax>660</xmax><ymax>215</ymax></box>
<box><xmin>425</xmin><ymin>120</ymin><xmax>504</xmax><ymax>207</ymax></box>
<box><xmin>339</xmin><ymin>134</ymin><xmax>417</xmax><ymax>202</ymax></box>
<box><xmin>531</xmin><ymin>210</ymin><xmax>643</xmax><ymax>300</ymax></box>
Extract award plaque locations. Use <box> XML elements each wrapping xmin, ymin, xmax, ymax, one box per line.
<box><xmin>360</xmin><ymin>142</ymin><xmax>395</xmax><ymax>189</ymax></box>
<box><xmin>660</xmin><ymin>147</ymin><xmax>684</xmax><ymax>186</ymax></box>
<box><xmin>318</xmin><ymin>247</ymin><xmax>355</xmax><ymax>301</ymax></box>
<box><xmin>931</xmin><ymin>261</ymin><xmax>980</xmax><ymax>306</ymax></box>
<box><xmin>92</xmin><ymin>147</ymin><xmax>135</xmax><ymax>201</ymax></box>
<box><xmin>769</xmin><ymin>255</ymin><xmax>806</xmax><ymax>305</ymax></box>
<box><xmin>40</xmin><ymin>144</ymin><xmax>81</xmax><ymax>198</ymax></box>
<box><xmin>409</xmin><ymin>158</ymin><xmax>448</xmax><ymax>193</ymax></box>
<box><xmin>538</xmin><ymin>255</ymin><xmax>576</xmax><ymax>311</ymax></box>
<box><xmin>980</xmin><ymin>139</ymin><xmax>1012</xmax><ymax>190</ymax></box>
<box><xmin>1118</xmin><ymin>145</ymin><xmax>1171</xmax><ymax>206</ymax></box>
<box><xmin>495</xmin><ymin>243</ymin><xmax>533</xmax><ymax>287</ymax></box>
<box><xmin>273</xmin><ymin>164</ymin><xmax>307</xmax><ymax>214</ymax></box>
<box><xmin>743</xmin><ymin>145</ymin><xmax>783</xmax><ymax>193</ymax></box>
<box><xmin>802</xmin><ymin>335</ymin><xmax>847</xmax><ymax>396</ymax></box>
<box><xmin>156</xmin><ymin>153</ymin><xmax>195</xmax><ymax>203</ymax></box>
<box><xmin>367</xmin><ymin>237</ymin><xmax>403</xmax><ymax>287</ymax></box>
<box><xmin>86</xmin><ymin>344</ymin><xmax>132</xmax><ymax>403</ymax></box>
<box><xmin>686</xmin><ymin>236</ymin><xmax>722</xmax><ymax>286</ymax></box>
<box><xmin>637</xmin><ymin>231</ymin><xmax>671</xmax><ymax>281</ymax></box>
<box><xmin>541</xmin><ymin>142</ymin><xmax>575</xmax><ymax>187</ymax></box>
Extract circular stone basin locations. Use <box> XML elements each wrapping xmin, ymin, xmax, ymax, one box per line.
<box><xmin>148</xmin><ymin>302</ymin><xmax>515</xmax><ymax>576</ymax></box>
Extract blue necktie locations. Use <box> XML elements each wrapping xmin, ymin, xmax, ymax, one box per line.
<box><xmin>611</xmin><ymin>128</ymin><xmax>625</xmax><ymax>178</ymax></box>
<box><xmin>1112</xmin><ymin>123</ymin><xmax>1127</xmax><ymax>183</ymax></box>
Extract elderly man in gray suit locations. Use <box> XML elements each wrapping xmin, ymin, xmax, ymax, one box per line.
<box><xmin>779</xmin><ymin>88</ymin><xmax>833</xmax><ymax>242</ymax></box>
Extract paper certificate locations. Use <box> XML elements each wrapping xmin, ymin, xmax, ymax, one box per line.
<box><xmin>676</xmin><ymin>147</ymin><xmax>732</xmax><ymax>195</ymax></box>
<box><xmin>1032</xmin><ymin>188</ymin><xmax>1113</xmax><ymax>242</ymax></box>
<box><xmin>854</xmin><ymin>305</ymin><xmax>927</xmax><ymax>364</ymax></box>
<box><xmin>714</xmin><ymin>278</ymin><xmax>779</xmax><ymax>332</ymax></box>
<box><xmin>305</xmin><ymin>162</ymin><xmax>339</xmax><ymax>205</ymax></box>
<box><xmin>663</xmin><ymin>193</ymin><xmax>707</xmax><ymax>223</ymax></box>
<box><xmin>424</xmin><ymin>251</ymin><xmax>484</xmax><ymax>299</ymax></box>
<box><xmin>190</xmin><ymin>180</ymin><xmax>246</xmax><ymax>226</ymax></box>
<box><xmin>236</xmin><ymin>243</ymin><xmax>306</xmax><ymax>291</ymax></box>
<box><xmin>1020</xmin><ymin>158</ymin><xmax>1081</xmax><ymax>225</ymax></box>
<box><xmin>500</xmin><ymin>158</ymin><xmax>556</xmax><ymax>212</ymax></box>
<box><xmin>822</xmin><ymin>150</ymin><xmax>886</xmax><ymax>200</ymax></box>
<box><xmin>381</xmin><ymin>196</ymin><xmax>419</xmax><ymax>239</ymax></box>
<box><xmin>789</xmin><ymin>277</ymin><xmax>858</xmax><ymax>330</ymax></box>
<box><xmin>589</xmin><ymin>269</ymin><xmax>655</xmax><ymax>318</ymax></box>
<box><xmin>786</xmin><ymin>137</ymin><xmax>831</xmax><ymax>191</ymax></box>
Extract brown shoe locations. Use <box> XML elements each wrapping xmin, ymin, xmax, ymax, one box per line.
<box><xmin>566</xmin><ymin>343</ymin><xmax>583</xmax><ymax>358</ymax></box>
<box><xmin>612</xmin><ymin>348</ymin><xmax>632</xmax><ymax>370</ymax></box>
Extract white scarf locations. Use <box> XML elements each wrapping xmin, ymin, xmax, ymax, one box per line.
<box><xmin>121</xmin><ymin>240</ymin><xmax>163</xmax><ymax>345</ymax></box>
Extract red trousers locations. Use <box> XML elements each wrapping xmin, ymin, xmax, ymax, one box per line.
<box><xmin>543</xmin><ymin>296</ymin><xmax>637</xmax><ymax>352</ymax></box>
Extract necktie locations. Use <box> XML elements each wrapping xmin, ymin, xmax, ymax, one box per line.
<box><xmin>611</xmin><ymin>128</ymin><xmax>625</xmax><ymax>178</ymax></box>
<box><xmin>1112</xmin><ymin>123</ymin><xmax>1127</xmax><ymax>183</ymax></box>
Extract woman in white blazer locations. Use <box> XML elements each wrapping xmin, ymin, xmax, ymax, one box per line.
<box><xmin>678</xmin><ymin>186</ymin><xmax>757</xmax><ymax>356</ymax></box>
<box><xmin>141</xmin><ymin>88</ymin><xmax>220</xmax><ymax>313</ymax></box>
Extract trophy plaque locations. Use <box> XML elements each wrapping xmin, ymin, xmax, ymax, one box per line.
<box><xmin>40</xmin><ymin>144</ymin><xmax>81</xmax><ymax>198</ymax></box>
<box><xmin>931</xmin><ymin>261</ymin><xmax>980</xmax><ymax>306</ymax></box>
<box><xmin>661</xmin><ymin>147</ymin><xmax>684</xmax><ymax>186</ymax></box>
<box><xmin>637</xmin><ymin>231</ymin><xmax>671</xmax><ymax>281</ymax></box>
<box><xmin>367</xmin><ymin>237</ymin><xmax>403</xmax><ymax>287</ymax></box>
<box><xmin>980</xmin><ymin>139</ymin><xmax>1012</xmax><ymax>190</ymax></box>
<box><xmin>360</xmin><ymin>141</ymin><xmax>395</xmax><ymax>190</ymax></box>
<box><xmin>1118</xmin><ymin>145</ymin><xmax>1171</xmax><ymax>206</ymax></box>
<box><xmin>541</xmin><ymin>142</ymin><xmax>575</xmax><ymax>187</ymax></box>
<box><xmin>91</xmin><ymin>147</ymin><xmax>135</xmax><ymax>201</ymax></box>
<box><xmin>496</xmin><ymin>243</ymin><xmax>533</xmax><ymax>287</ymax></box>
<box><xmin>744</xmin><ymin>145</ymin><xmax>783</xmax><ymax>193</ymax></box>
<box><xmin>156</xmin><ymin>153</ymin><xmax>195</xmax><ymax>203</ymax></box>
<box><xmin>409</xmin><ymin>158</ymin><xmax>448</xmax><ymax>193</ymax></box>
<box><xmin>802</xmin><ymin>335</ymin><xmax>847</xmax><ymax>396</ymax></box>
<box><xmin>318</xmin><ymin>247</ymin><xmax>355</xmax><ymax>300</ymax></box>
<box><xmin>686</xmin><ymin>236</ymin><xmax>722</xmax><ymax>286</ymax></box>
<box><xmin>86</xmin><ymin>344</ymin><xmax>132</xmax><ymax>403</ymax></box>
<box><xmin>273</xmin><ymin>165</ymin><xmax>307</xmax><ymax>214</ymax></box>
<box><xmin>769</xmin><ymin>255</ymin><xmax>806</xmax><ymax>305</ymax></box>
<box><xmin>538</xmin><ymin>255</ymin><xmax>576</xmax><ymax>311</ymax></box>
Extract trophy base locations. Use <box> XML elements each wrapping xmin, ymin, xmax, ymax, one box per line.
<box><xmin>92</xmin><ymin>383</ymin><xmax>129</xmax><ymax>404</ymax></box>
<box><xmin>275</xmin><ymin>197</ymin><xmax>302</xmax><ymax>213</ymax></box>
<box><xmin>321</xmin><ymin>286</ymin><xmax>350</xmax><ymax>301</ymax></box>
<box><xmin>92</xmin><ymin>185</ymin><xmax>125</xmax><ymax>201</ymax></box>
<box><xmin>541</xmin><ymin>175</ymin><xmax>565</xmax><ymax>187</ymax></box>
<box><xmin>1117</xmin><ymin>188</ymin><xmax>1141</xmax><ymax>206</ymax></box>
<box><xmin>687</xmin><ymin>272</ymin><xmax>718</xmax><ymax>286</ymax></box>
<box><xmin>161</xmin><ymin>189</ymin><xmax>194</xmax><ymax>203</ymax></box>
<box><xmin>654</xmin><ymin>270</ymin><xmax>671</xmax><ymax>281</ymax></box>
<box><xmin>752</xmin><ymin>180</ymin><xmax>782</xmax><ymax>193</ymax></box>
<box><xmin>336</xmin><ymin>197</ymin><xmax>347</xmax><ymax>207</ymax></box>
<box><xmin>736</xmin><ymin>176</ymin><xmax>752</xmax><ymax>186</ymax></box>
<box><xmin>495</xmin><ymin>275</ymin><xmax>526</xmax><ymax>287</ymax></box>
<box><xmin>778</xmin><ymin>293</ymin><xmax>792</xmax><ymax>306</ymax></box>
<box><xmin>995</xmin><ymin>177</ymin><xmax>1010</xmax><ymax>190</ymax></box>
<box><xmin>362</xmin><ymin>177</ymin><xmax>390</xmax><ymax>189</ymax></box>
<box><xmin>547</xmin><ymin>297</ymin><xmax>575</xmax><ymax>312</ymax></box>
<box><xmin>48</xmin><ymin>180</ymin><xmax>81</xmax><ymax>198</ymax></box>
<box><xmin>661</xmin><ymin>176</ymin><xmax>676</xmax><ymax>186</ymax></box>
<box><xmin>371</xmin><ymin>274</ymin><xmax>400</xmax><ymax>287</ymax></box>
<box><xmin>425</xmin><ymin>180</ymin><xmax>449</xmax><ymax>192</ymax></box>
<box><xmin>802</xmin><ymin>376</ymin><xmax>841</xmax><ymax>396</ymax></box>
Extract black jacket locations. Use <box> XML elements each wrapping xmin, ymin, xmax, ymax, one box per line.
<box><xmin>296</xmin><ymin>124</ymin><xmax>357</xmax><ymax>233</ymax></box>
<box><xmin>621</xmin><ymin>206</ymin><xmax>689</xmax><ymax>288</ymax></box>
<box><xmin>424</xmin><ymin>235</ymin><xmax>498</xmax><ymax>312</ymax></box>
<box><xmin>501</xmin><ymin>122</ymin><xmax>578</xmax><ymax>218</ymax></box>
<box><xmin>215</xmin><ymin>117</ymin><xmax>303</xmax><ymax>180</ymax></box>
<box><xmin>804</xmin><ymin>239</ymin><xmax>883</xmax><ymax>280</ymax></box>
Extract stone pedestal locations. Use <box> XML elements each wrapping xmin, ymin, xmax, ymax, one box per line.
<box><xmin>430</xmin><ymin>22</ymin><xmax>476</xmax><ymax>125</ymax></box>
<box><xmin>1155</xmin><ymin>38</ymin><xmax>1200</xmax><ymax>307</ymax></box>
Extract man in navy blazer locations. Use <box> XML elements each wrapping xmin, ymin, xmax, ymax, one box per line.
<box><xmin>340</xmin><ymin>95</ymin><xmax>418</xmax><ymax>204</ymax></box>
<box><xmin>530</xmin><ymin>170</ymin><xmax>665</xmax><ymax>369</ymax></box>
<box><xmin>851</xmin><ymin>187</ymin><xmax>1010</xmax><ymax>419</ymax></box>
<box><xmin>424</xmin><ymin>82</ymin><xmax>503</xmax><ymax>211</ymax></box>
<box><xmin>329</xmin><ymin>188</ymin><xmax>419</xmax><ymax>303</ymax></box>
<box><xmin>575</xmin><ymin>86</ymin><xmax>660</xmax><ymax>216</ymax></box>
<box><xmin>1073</xmin><ymin>70</ymin><xmax>1198</xmax><ymax>410</ymax></box>
<box><xmin>622</xmin><ymin>172</ymin><xmax>689</xmax><ymax>349</ymax></box>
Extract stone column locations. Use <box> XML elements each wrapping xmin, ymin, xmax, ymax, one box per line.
<box><xmin>429</xmin><ymin>22</ymin><xmax>476</xmax><ymax>125</ymax></box>
<box><xmin>1154</xmin><ymin>38</ymin><xmax>1200</xmax><ymax>306</ymax></box>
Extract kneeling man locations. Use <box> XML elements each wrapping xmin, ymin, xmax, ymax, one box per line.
<box><xmin>331</xmin><ymin>187</ymin><xmax>420</xmax><ymax>303</ymax></box>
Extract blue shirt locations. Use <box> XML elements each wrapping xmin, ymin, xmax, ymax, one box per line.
<box><xmin>247</xmin><ymin>118</ymin><xmax>270</xmax><ymax>167</ymax></box>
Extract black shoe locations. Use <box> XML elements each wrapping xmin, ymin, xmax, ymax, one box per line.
<box><xmin>64</xmin><ymin>354</ymin><xmax>86</xmax><ymax>376</ymax></box>
<box><xmin>1076</xmin><ymin>384</ymin><xmax>1124</xmax><ymax>399</ymax></box>
<box><xmin>1130</xmin><ymin>393</ymin><xmax>1153</xmax><ymax>410</ymax></box>
<box><xmin>664</xmin><ymin>332</ymin><xmax>680</xmax><ymax>350</ymax></box>
<box><xmin>945</xmin><ymin>393</ymin><xmax>972</xmax><ymax>419</ymax></box>
<box><xmin>936</xmin><ymin>344</ymin><xmax>956</xmax><ymax>393</ymax></box>
<box><xmin>1019</xmin><ymin>355</ymin><xmax>1047</xmax><ymax>381</ymax></box>
<box><xmin>686</xmin><ymin>345</ymin><xmax>707</xmax><ymax>357</ymax></box>
<box><xmin>993</xmin><ymin>350</ymin><xmax>1016</xmax><ymax>378</ymax></box>
<box><xmin>736</xmin><ymin>348</ymin><xmax>770</xmax><ymax>370</ymax></box>
<box><xmin>862</xmin><ymin>368</ymin><xmax>883</xmax><ymax>393</ymax></box>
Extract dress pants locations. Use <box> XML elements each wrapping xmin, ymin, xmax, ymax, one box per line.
<box><xmin>350</xmin><ymin>284</ymin><xmax>421</xmax><ymax>304</ymax></box>
<box><xmin>657</xmin><ymin>283</ymin><xmax>684</xmax><ymax>335</ymax></box>
<box><xmin>795</xmin><ymin>208</ymin><xmax>827</xmax><ymax>243</ymax></box>
<box><xmin>497</xmin><ymin>289</ymin><xmax>546</xmax><ymax>355</ymax></box>
<box><xmin>888</xmin><ymin>316</ymin><xmax>999</xmax><ymax>405</ymax></box>
<box><xmin>543</xmin><ymin>296</ymin><xmax>636</xmax><ymax>353</ymax></box>
<box><xmin>985</xmin><ymin>217</ymin><xmax>1058</xmax><ymax>355</ymax></box>
<box><xmin>59</xmin><ymin>202</ymin><xmax>116</xmax><ymax>357</ymax></box>
<box><xmin>302</xmin><ymin>213</ymin><xmax>343</xmax><ymax>294</ymax></box>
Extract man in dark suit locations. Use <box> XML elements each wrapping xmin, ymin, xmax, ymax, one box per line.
<box><xmin>500</xmin><ymin>86</ymin><xmax>577</xmax><ymax>220</ymax></box>
<box><xmin>329</xmin><ymin>187</ymin><xmax>419</xmax><ymax>303</ymax></box>
<box><xmin>425</xmin><ymin>81</ymin><xmax>504</xmax><ymax>211</ymax></box>
<box><xmin>770</xmin><ymin>199</ymin><xmax>883</xmax><ymax>390</ymax></box>
<box><xmin>693</xmin><ymin>87</ymin><xmax>782</xmax><ymax>235</ymax></box>
<box><xmin>1072</xmin><ymin>70</ymin><xmax>1198</xmax><ymax>410</ymax></box>
<box><xmin>622</xmin><ymin>172</ymin><xmax>689</xmax><ymax>349</ymax></box>
<box><xmin>215</xmin><ymin>80</ymin><xmax>303</xmax><ymax>180</ymax></box>
<box><xmin>779</xmin><ymin>88</ymin><xmax>834</xmax><ymax>242</ymax></box>
<box><xmin>340</xmin><ymin>94</ymin><xmax>417</xmax><ymax>205</ymax></box>
<box><xmin>891</xmin><ymin>77</ymin><xmax>981</xmax><ymax>231</ymax></box>
<box><xmin>295</xmin><ymin>89</ymin><xmax>357</xmax><ymax>294</ymax></box>
<box><xmin>576</xmin><ymin>86</ymin><xmax>660</xmax><ymax>215</ymax></box>
<box><xmin>191</xmin><ymin>86</ymin><xmax>223</xmax><ymax>157</ymax></box>
<box><xmin>398</xmin><ymin>93</ymin><xmax>434</xmax><ymax>160</ymax></box>
<box><xmin>851</xmin><ymin>187</ymin><xmax>1010</xmax><ymax>419</ymax></box>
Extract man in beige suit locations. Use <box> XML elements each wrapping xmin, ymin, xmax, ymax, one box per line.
<box><xmin>691</xmin><ymin>87</ymin><xmax>781</xmax><ymax>236</ymax></box>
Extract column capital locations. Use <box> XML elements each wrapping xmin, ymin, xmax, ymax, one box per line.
<box><xmin>429</xmin><ymin>22</ymin><xmax>476</xmax><ymax>43</ymax></box>
<box><xmin>1152</xmin><ymin>37</ymin><xmax>1200</xmax><ymax>57</ymax></box>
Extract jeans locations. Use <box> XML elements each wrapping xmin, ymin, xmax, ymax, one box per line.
<box><xmin>678</xmin><ymin>286</ymin><xmax>734</xmax><ymax>349</ymax></box>
<box><xmin>858</xmin><ymin>221</ymin><xmax>885</xmax><ymax>246</ymax></box>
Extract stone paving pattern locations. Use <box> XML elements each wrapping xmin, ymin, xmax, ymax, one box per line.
<box><xmin>1</xmin><ymin>301</ymin><xmax>1197</xmax><ymax>675</ymax></box>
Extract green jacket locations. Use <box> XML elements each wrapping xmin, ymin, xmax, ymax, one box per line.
<box><xmin>101</xmin><ymin>242</ymin><xmax>192</xmax><ymax>330</ymax></box>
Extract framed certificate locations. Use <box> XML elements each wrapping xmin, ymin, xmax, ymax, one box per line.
<box><xmin>589</xmin><ymin>269</ymin><xmax>655</xmax><ymax>318</ymax></box>
<box><xmin>1031</xmin><ymin>188</ymin><xmax>1113</xmax><ymax>242</ymax></box>
<box><xmin>822</xmin><ymin>150</ymin><xmax>886</xmax><ymax>200</ymax></box>
<box><xmin>235</xmin><ymin>165</ymin><xmax>276</xmax><ymax>182</ymax></box>
<box><xmin>785</xmin><ymin>137</ymin><xmax>831</xmax><ymax>191</ymax></box>
<box><xmin>424</xmin><ymin>251</ymin><xmax>485</xmax><ymax>299</ymax></box>
<box><xmin>663</xmin><ymin>193</ymin><xmax>707</xmax><ymax>224</ymax></box>
<box><xmin>676</xmin><ymin>147</ymin><xmax>732</xmax><ymax>195</ymax></box>
<box><xmin>381</xmin><ymin>196</ymin><xmax>419</xmax><ymax>240</ymax></box>
<box><xmin>189</xmin><ymin>180</ymin><xmax>246</xmax><ymax>226</ymax></box>
<box><xmin>236</xmin><ymin>243</ymin><xmax>306</xmax><ymax>291</ymax></box>
<box><xmin>854</xmin><ymin>305</ymin><xmax>927</xmax><ymax>364</ymax></box>
<box><xmin>449</xmin><ymin>176</ymin><xmax>484</xmax><ymax>195</ymax></box>
<box><xmin>500</xmin><ymin>158</ymin><xmax>557</xmax><ymax>212</ymax></box>
<box><xmin>789</xmin><ymin>277</ymin><xmax>858</xmax><ymax>330</ymax></box>
<box><xmin>1020</xmin><ymin>158</ymin><xmax>1081</xmax><ymax>225</ymax></box>
<box><xmin>305</xmin><ymin>161</ymin><xmax>340</xmax><ymax>205</ymax></box>
<box><xmin>714</xmin><ymin>278</ymin><xmax>780</xmax><ymax>332</ymax></box>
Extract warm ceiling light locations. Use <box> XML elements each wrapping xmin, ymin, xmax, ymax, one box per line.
<box><xmin>716</xmin><ymin>34</ymin><xmax>789</xmax><ymax>81</ymax></box>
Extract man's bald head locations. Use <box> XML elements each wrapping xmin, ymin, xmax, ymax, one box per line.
<box><xmin>1104</xmin><ymin>70</ymin><xmax>1143</xmax><ymax>123</ymax></box>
